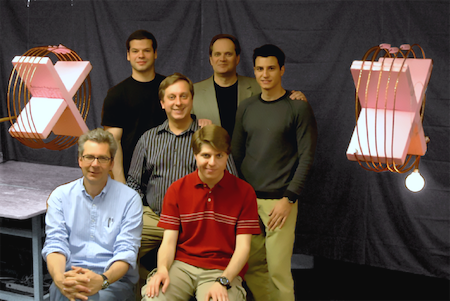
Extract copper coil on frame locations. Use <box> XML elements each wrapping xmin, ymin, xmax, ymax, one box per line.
<box><xmin>6</xmin><ymin>45</ymin><xmax>91</xmax><ymax>150</ymax></box>
<box><xmin>352</xmin><ymin>44</ymin><xmax>430</xmax><ymax>174</ymax></box>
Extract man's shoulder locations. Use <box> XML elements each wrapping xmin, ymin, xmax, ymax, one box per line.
<box><xmin>154</xmin><ymin>73</ymin><xmax>166</xmax><ymax>84</ymax></box>
<box><xmin>238</xmin><ymin>75</ymin><xmax>259</xmax><ymax>89</ymax></box>
<box><xmin>103</xmin><ymin>77</ymin><xmax>136</xmax><ymax>105</ymax></box>
<box><xmin>240</xmin><ymin>94</ymin><xmax>260</xmax><ymax>107</ymax></box>
<box><xmin>283</xmin><ymin>92</ymin><xmax>314</xmax><ymax>114</ymax></box>
<box><xmin>47</xmin><ymin>178</ymin><xmax>82</xmax><ymax>206</ymax></box>
<box><xmin>116</xmin><ymin>180</ymin><xmax>145</xmax><ymax>215</ymax></box>
<box><xmin>194</xmin><ymin>76</ymin><xmax>214</xmax><ymax>90</ymax></box>
<box><xmin>237</xmin><ymin>75</ymin><xmax>257</xmax><ymax>84</ymax></box>
<box><xmin>224</xmin><ymin>171</ymin><xmax>254</xmax><ymax>191</ymax></box>
<box><xmin>108</xmin><ymin>74</ymin><xmax>165</xmax><ymax>92</ymax></box>
<box><xmin>52</xmin><ymin>177</ymin><xmax>81</xmax><ymax>193</ymax></box>
<box><xmin>169</xmin><ymin>171</ymin><xmax>197</xmax><ymax>190</ymax></box>
<box><xmin>108</xmin><ymin>76</ymin><xmax>133</xmax><ymax>92</ymax></box>
<box><xmin>107</xmin><ymin>179</ymin><xmax>140</xmax><ymax>198</ymax></box>
<box><xmin>139</xmin><ymin>123</ymin><xmax>165</xmax><ymax>142</ymax></box>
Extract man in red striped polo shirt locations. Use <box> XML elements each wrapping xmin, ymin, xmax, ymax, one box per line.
<box><xmin>141</xmin><ymin>124</ymin><xmax>260</xmax><ymax>301</ymax></box>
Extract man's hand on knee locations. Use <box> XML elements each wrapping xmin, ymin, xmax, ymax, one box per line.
<box><xmin>205</xmin><ymin>282</ymin><xmax>229</xmax><ymax>301</ymax></box>
<box><xmin>145</xmin><ymin>268</ymin><xmax>170</xmax><ymax>298</ymax></box>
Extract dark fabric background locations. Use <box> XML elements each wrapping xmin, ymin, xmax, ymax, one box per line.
<box><xmin>0</xmin><ymin>0</ymin><xmax>448</xmax><ymax>279</ymax></box>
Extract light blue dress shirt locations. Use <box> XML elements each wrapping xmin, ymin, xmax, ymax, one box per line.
<box><xmin>42</xmin><ymin>177</ymin><xmax>143</xmax><ymax>284</ymax></box>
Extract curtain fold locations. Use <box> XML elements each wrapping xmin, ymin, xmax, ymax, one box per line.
<box><xmin>0</xmin><ymin>0</ymin><xmax>448</xmax><ymax>279</ymax></box>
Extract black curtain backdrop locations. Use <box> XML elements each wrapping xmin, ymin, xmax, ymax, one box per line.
<box><xmin>0</xmin><ymin>0</ymin><xmax>448</xmax><ymax>279</ymax></box>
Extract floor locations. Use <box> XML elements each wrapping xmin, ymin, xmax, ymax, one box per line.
<box><xmin>293</xmin><ymin>257</ymin><xmax>450</xmax><ymax>300</ymax></box>
<box><xmin>0</xmin><ymin>255</ymin><xmax>450</xmax><ymax>301</ymax></box>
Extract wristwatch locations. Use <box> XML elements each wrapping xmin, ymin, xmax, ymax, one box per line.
<box><xmin>100</xmin><ymin>274</ymin><xmax>110</xmax><ymax>290</ymax></box>
<box><xmin>286</xmin><ymin>196</ymin><xmax>296</xmax><ymax>204</ymax></box>
<box><xmin>215</xmin><ymin>276</ymin><xmax>231</xmax><ymax>290</ymax></box>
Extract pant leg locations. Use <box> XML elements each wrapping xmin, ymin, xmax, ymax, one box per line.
<box><xmin>261</xmin><ymin>198</ymin><xmax>298</xmax><ymax>301</ymax></box>
<box><xmin>139</xmin><ymin>206</ymin><xmax>164</xmax><ymax>277</ymax></box>
<box><xmin>98</xmin><ymin>278</ymin><xmax>135</xmax><ymax>301</ymax></box>
<box><xmin>137</xmin><ymin>207</ymin><xmax>165</xmax><ymax>300</ymax></box>
<box><xmin>50</xmin><ymin>279</ymin><xmax>134</xmax><ymax>301</ymax></box>
<box><xmin>50</xmin><ymin>282</ymin><xmax>99</xmax><ymax>301</ymax></box>
<box><xmin>50</xmin><ymin>282</ymin><xmax>67</xmax><ymax>301</ymax></box>
<box><xmin>141</xmin><ymin>260</ymin><xmax>194</xmax><ymax>301</ymax></box>
<box><xmin>196</xmin><ymin>271</ymin><xmax>246</xmax><ymax>301</ymax></box>
<box><xmin>246</xmin><ymin>198</ymin><xmax>298</xmax><ymax>301</ymax></box>
<box><xmin>245</xmin><ymin>217</ymin><xmax>272</xmax><ymax>301</ymax></box>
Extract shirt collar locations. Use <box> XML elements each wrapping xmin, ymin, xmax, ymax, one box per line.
<box><xmin>156</xmin><ymin>115</ymin><xmax>199</xmax><ymax>136</ymax></box>
<box><xmin>193</xmin><ymin>169</ymin><xmax>231</xmax><ymax>189</ymax></box>
<box><xmin>78</xmin><ymin>176</ymin><xmax>111</xmax><ymax>199</ymax></box>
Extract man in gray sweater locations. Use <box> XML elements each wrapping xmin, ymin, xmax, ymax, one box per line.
<box><xmin>231</xmin><ymin>44</ymin><xmax>318</xmax><ymax>301</ymax></box>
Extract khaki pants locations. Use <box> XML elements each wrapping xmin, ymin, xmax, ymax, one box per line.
<box><xmin>141</xmin><ymin>261</ymin><xmax>246</xmax><ymax>301</ymax></box>
<box><xmin>245</xmin><ymin>198</ymin><xmax>298</xmax><ymax>301</ymax></box>
<box><xmin>135</xmin><ymin>206</ymin><xmax>164</xmax><ymax>301</ymax></box>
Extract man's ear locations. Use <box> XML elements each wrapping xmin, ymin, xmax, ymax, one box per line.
<box><xmin>280</xmin><ymin>65</ymin><xmax>285</xmax><ymax>76</ymax></box>
<box><xmin>160</xmin><ymin>99</ymin><xmax>165</xmax><ymax>109</ymax></box>
<box><xmin>109</xmin><ymin>158</ymin><xmax>114</xmax><ymax>171</ymax></box>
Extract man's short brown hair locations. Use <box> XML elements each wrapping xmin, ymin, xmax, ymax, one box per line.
<box><xmin>191</xmin><ymin>125</ymin><xmax>231</xmax><ymax>155</ymax></box>
<box><xmin>209</xmin><ymin>34</ymin><xmax>241</xmax><ymax>57</ymax></box>
<box><xmin>126</xmin><ymin>30</ymin><xmax>157</xmax><ymax>52</ymax></box>
<box><xmin>158</xmin><ymin>72</ymin><xmax>194</xmax><ymax>101</ymax></box>
<box><xmin>78</xmin><ymin>128</ymin><xmax>117</xmax><ymax>159</ymax></box>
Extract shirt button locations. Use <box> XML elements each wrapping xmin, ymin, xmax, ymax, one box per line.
<box><xmin>208</xmin><ymin>198</ymin><xmax>211</xmax><ymax>202</ymax></box>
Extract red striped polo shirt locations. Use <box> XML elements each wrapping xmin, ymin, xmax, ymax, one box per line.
<box><xmin>158</xmin><ymin>170</ymin><xmax>260</xmax><ymax>278</ymax></box>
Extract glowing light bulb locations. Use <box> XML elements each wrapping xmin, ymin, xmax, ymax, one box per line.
<box><xmin>405</xmin><ymin>169</ymin><xmax>425</xmax><ymax>192</ymax></box>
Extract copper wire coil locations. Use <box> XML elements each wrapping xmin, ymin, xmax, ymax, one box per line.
<box><xmin>353</xmin><ymin>44</ymin><xmax>429</xmax><ymax>173</ymax></box>
<box><xmin>6</xmin><ymin>45</ymin><xmax>91</xmax><ymax>150</ymax></box>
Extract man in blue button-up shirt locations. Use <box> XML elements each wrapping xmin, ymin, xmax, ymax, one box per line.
<box><xmin>42</xmin><ymin>128</ymin><xmax>143</xmax><ymax>301</ymax></box>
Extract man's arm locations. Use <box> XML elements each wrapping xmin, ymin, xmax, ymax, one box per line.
<box><xmin>47</xmin><ymin>253</ymin><xmax>88</xmax><ymax>301</ymax></box>
<box><xmin>205</xmin><ymin>234</ymin><xmax>252</xmax><ymax>301</ymax></box>
<box><xmin>46</xmin><ymin>253</ymin><xmax>66</xmax><ymax>290</ymax></box>
<box><xmin>145</xmin><ymin>229</ymin><xmax>179</xmax><ymax>298</ymax></box>
<box><xmin>43</xmin><ymin>189</ymin><xmax>82</xmax><ymax>299</ymax></box>
<box><xmin>103</xmin><ymin>260</ymin><xmax>129</xmax><ymax>284</ymax></box>
<box><xmin>104</xmin><ymin>126</ymin><xmax>126</xmax><ymax>183</ymax></box>
<box><xmin>286</xmin><ymin>101</ymin><xmax>317</xmax><ymax>197</ymax></box>
<box><xmin>268</xmin><ymin>101</ymin><xmax>318</xmax><ymax>230</ymax></box>
<box><xmin>126</xmin><ymin>134</ymin><xmax>149</xmax><ymax>199</ymax></box>
<box><xmin>230</xmin><ymin>104</ymin><xmax>247</xmax><ymax>176</ymax></box>
<box><xmin>107</xmin><ymin>191</ymin><xmax>143</xmax><ymax>268</ymax></box>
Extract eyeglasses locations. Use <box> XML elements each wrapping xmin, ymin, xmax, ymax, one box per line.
<box><xmin>81</xmin><ymin>155</ymin><xmax>112</xmax><ymax>164</ymax></box>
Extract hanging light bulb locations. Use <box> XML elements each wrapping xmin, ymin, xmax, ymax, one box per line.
<box><xmin>405</xmin><ymin>169</ymin><xmax>425</xmax><ymax>192</ymax></box>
